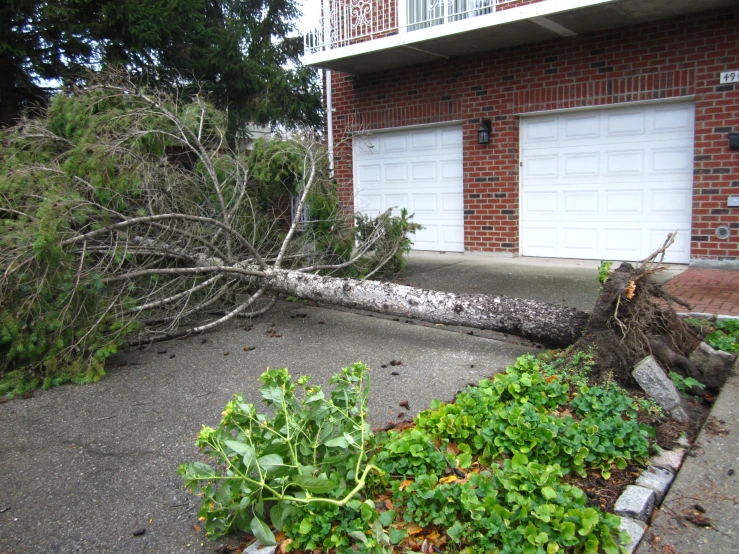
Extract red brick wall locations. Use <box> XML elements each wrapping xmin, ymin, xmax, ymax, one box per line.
<box><xmin>327</xmin><ymin>9</ymin><xmax>739</xmax><ymax>260</ymax></box>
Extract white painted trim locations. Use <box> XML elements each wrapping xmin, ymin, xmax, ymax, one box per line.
<box><xmin>350</xmin><ymin>136</ymin><xmax>363</xmax><ymax>227</ymax></box>
<box><xmin>304</xmin><ymin>0</ymin><xmax>615</xmax><ymax>66</ymax></box>
<box><xmin>349</xmin><ymin>119</ymin><xmax>464</xmax><ymax>135</ymax></box>
<box><xmin>398</xmin><ymin>0</ymin><xmax>407</xmax><ymax>35</ymax></box>
<box><xmin>516</xmin><ymin>95</ymin><xmax>697</xmax><ymax>117</ymax></box>
<box><xmin>326</xmin><ymin>70</ymin><xmax>334</xmax><ymax>171</ymax></box>
<box><xmin>517</xmin><ymin>111</ymin><xmax>523</xmax><ymax>257</ymax></box>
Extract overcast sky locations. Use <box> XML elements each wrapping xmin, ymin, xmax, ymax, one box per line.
<box><xmin>297</xmin><ymin>0</ymin><xmax>321</xmax><ymax>33</ymax></box>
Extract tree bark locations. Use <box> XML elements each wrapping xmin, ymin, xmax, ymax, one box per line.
<box><xmin>268</xmin><ymin>270</ymin><xmax>589</xmax><ymax>348</ymax></box>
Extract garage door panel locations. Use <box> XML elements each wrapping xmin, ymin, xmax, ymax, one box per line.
<box><xmin>412</xmin><ymin>194</ymin><xmax>437</xmax><ymax>212</ymax></box>
<box><xmin>438</xmin><ymin>192</ymin><xmax>461</xmax><ymax>212</ymax></box>
<box><xmin>441</xmin><ymin>129</ymin><xmax>463</xmax><ymax>147</ymax></box>
<box><xmin>525</xmin><ymin>155</ymin><xmax>558</xmax><ymax>178</ymax></box>
<box><xmin>605</xmin><ymin>190</ymin><xmax>643</xmax><ymax>214</ymax></box>
<box><xmin>651</xmin><ymin>147</ymin><xmax>692</xmax><ymax>173</ymax></box>
<box><xmin>441</xmin><ymin>159</ymin><xmax>463</xmax><ymax>180</ymax></box>
<box><xmin>413</xmin><ymin>226</ymin><xmax>439</xmax><ymax>249</ymax></box>
<box><xmin>354</xmin><ymin>191</ymin><xmax>381</xmax><ymax>209</ymax></box>
<box><xmin>605</xmin><ymin>110</ymin><xmax>646</xmax><ymax>136</ymax></box>
<box><xmin>521</xmin><ymin>102</ymin><xmax>694</xmax><ymax>263</ymax></box>
<box><xmin>653</xmin><ymin>105</ymin><xmax>694</xmax><ymax>133</ymax></box>
<box><xmin>383</xmin><ymin>134</ymin><xmax>407</xmax><ymax>153</ymax></box>
<box><xmin>384</xmin><ymin>163</ymin><xmax>407</xmax><ymax>181</ymax></box>
<box><xmin>649</xmin><ymin>189</ymin><xmax>692</xmax><ymax>215</ymax></box>
<box><xmin>563</xmin><ymin>227</ymin><xmax>598</xmax><ymax>252</ymax></box>
<box><xmin>357</xmin><ymin>163</ymin><xmax>381</xmax><ymax>184</ymax></box>
<box><xmin>524</xmin><ymin>153</ymin><xmax>692</xmax><ymax>183</ymax></box>
<box><xmin>649</xmin><ymin>227</ymin><xmax>691</xmax><ymax>258</ymax></box>
<box><xmin>522</xmin><ymin>226</ymin><xmax>558</xmax><ymax>254</ymax></box>
<box><xmin>604</xmin><ymin>228</ymin><xmax>643</xmax><ymax>256</ymax></box>
<box><xmin>524</xmin><ymin>191</ymin><xmax>558</xmax><ymax>213</ymax></box>
<box><xmin>564</xmin><ymin>114</ymin><xmax>599</xmax><ymax>139</ymax></box>
<box><xmin>564</xmin><ymin>152</ymin><xmax>599</xmax><ymax>176</ymax></box>
<box><xmin>563</xmin><ymin>191</ymin><xmax>598</xmax><ymax>213</ymax></box>
<box><xmin>605</xmin><ymin>150</ymin><xmax>645</xmax><ymax>175</ymax></box>
<box><xmin>385</xmin><ymin>194</ymin><xmax>410</xmax><ymax>212</ymax></box>
<box><xmin>411</xmin><ymin>161</ymin><xmax>436</xmax><ymax>181</ymax></box>
<box><xmin>525</xmin><ymin>118</ymin><xmax>559</xmax><ymax>142</ymax></box>
<box><xmin>355</xmin><ymin>125</ymin><xmax>463</xmax><ymax>252</ymax></box>
<box><xmin>410</xmin><ymin>130</ymin><xmax>437</xmax><ymax>151</ymax></box>
<box><xmin>440</xmin><ymin>225</ymin><xmax>464</xmax><ymax>250</ymax></box>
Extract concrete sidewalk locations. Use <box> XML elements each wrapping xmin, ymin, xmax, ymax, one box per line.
<box><xmin>637</xmin><ymin>364</ymin><xmax>739</xmax><ymax>554</ymax></box>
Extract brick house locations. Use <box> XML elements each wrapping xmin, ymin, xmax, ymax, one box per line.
<box><xmin>302</xmin><ymin>0</ymin><xmax>739</xmax><ymax>264</ymax></box>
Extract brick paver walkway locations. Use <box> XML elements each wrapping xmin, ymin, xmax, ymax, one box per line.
<box><xmin>663</xmin><ymin>267</ymin><xmax>739</xmax><ymax>316</ymax></box>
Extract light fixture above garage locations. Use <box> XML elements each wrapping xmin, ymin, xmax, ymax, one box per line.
<box><xmin>478</xmin><ymin>120</ymin><xmax>492</xmax><ymax>145</ymax></box>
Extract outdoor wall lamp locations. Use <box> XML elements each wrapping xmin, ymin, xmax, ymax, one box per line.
<box><xmin>478</xmin><ymin>119</ymin><xmax>492</xmax><ymax>145</ymax></box>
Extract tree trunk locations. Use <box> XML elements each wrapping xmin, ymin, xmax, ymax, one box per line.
<box><xmin>268</xmin><ymin>270</ymin><xmax>589</xmax><ymax>348</ymax></box>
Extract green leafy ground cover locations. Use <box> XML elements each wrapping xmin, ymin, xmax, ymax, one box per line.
<box><xmin>182</xmin><ymin>351</ymin><xmax>662</xmax><ymax>553</ymax></box>
<box><xmin>686</xmin><ymin>318</ymin><xmax>739</xmax><ymax>354</ymax></box>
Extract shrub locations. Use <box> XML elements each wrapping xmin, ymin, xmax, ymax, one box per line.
<box><xmin>179</xmin><ymin>363</ymin><xmax>383</xmax><ymax>542</ymax></box>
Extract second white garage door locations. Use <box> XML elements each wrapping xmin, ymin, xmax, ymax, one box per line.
<box><xmin>520</xmin><ymin>101</ymin><xmax>695</xmax><ymax>264</ymax></box>
<box><xmin>354</xmin><ymin>125</ymin><xmax>464</xmax><ymax>252</ymax></box>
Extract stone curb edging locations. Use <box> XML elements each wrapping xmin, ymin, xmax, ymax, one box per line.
<box><xmin>613</xmin><ymin>442</ymin><xmax>690</xmax><ymax>552</ymax></box>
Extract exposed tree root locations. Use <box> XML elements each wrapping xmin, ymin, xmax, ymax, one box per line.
<box><xmin>573</xmin><ymin>234</ymin><xmax>702</xmax><ymax>387</ymax></box>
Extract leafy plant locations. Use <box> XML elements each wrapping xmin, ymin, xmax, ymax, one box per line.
<box><xmin>685</xmin><ymin>317</ymin><xmax>739</xmax><ymax>353</ymax></box>
<box><xmin>182</xmin><ymin>353</ymin><xmax>656</xmax><ymax>552</ymax></box>
<box><xmin>374</xmin><ymin>427</ymin><xmax>454</xmax><ymax>478</ymax></box>
<box><xmin>705</xmin><ymin>319</ymin><xmax>739</xmax><ymax>353</ymax></box>
<box><xmin>281</xmin><ymin>498</ymin><xmax>399</xmax><ymax>553</ymax></box>
<box><xmin>597</xmin><ymin>261</ymin><xmax>614</xmax><ymax>285</ymax></box>
<box><xmin>353</xmin><ymin>208</ymin><xmax>423</xmax><ymax>278</ymax></box>
<box><xmin>415</xmin><ymin>354</ymin><xmax>651</xmax><ymax>479</ymax></box>
<box><xmin>179</xmin><ymin>363</ymin><xmax>383</xmax><ymax>541</ymax></box>
<box><xmin>394</xmin><ymin>458</ymin><xmax>628</xmax><ymax>553</ymax></box>
<box><xmin>669</xmin><ymin>371</ymin><xmax>706</xmax><ymax>397</ymax></box>
<box><xmin>542</xmin><ymin>347</ymin><xmax>597</xmax><ymax>387</ymax></box>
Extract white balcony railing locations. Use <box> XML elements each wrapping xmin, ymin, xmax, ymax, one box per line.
<box><xmin>304</xmin><ymin>0</ymin><xmax>524</xmax><ymax>54</ymax></box>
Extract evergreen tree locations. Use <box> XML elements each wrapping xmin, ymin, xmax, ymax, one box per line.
<box><xmin>0</xmin><ymin>0</ymin><xmax>321</xmax><ymax>132</ymax></box>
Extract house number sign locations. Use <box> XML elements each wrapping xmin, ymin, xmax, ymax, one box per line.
<box><xmin>719</xmin><ymin>71</ymin><xmax>739</xmax><ymax>84</ymax></box>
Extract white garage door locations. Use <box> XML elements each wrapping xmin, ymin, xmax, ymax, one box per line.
<box><xmin>520</xmin><ymin>102</ymin><xmax>695</xmax><ymax>264</ymax></box>
<box><xmin>354</xmin><ymin>125</ymin><xmax>464</xmax><ymax>252</ymax></box>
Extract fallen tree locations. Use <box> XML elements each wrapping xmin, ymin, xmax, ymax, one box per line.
<box><xmin>269</xmin><ymin>269</ymin><xmax>588</xmax><ymax>347</ymax></box>
<box><xmin>0</xmin><ymin>75</ymin><xmax>702</xmax><ymax>395</ymax></box>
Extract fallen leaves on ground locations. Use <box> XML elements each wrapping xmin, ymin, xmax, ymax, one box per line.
<box><xmin>704</xmin><ymin>416</ymin><xmax>729</xmax><ymax>436</ymax></box>
<box><xmin>684</xmin><ymin>508</ymin><xmax>712</xmax><ymax>528</ymax></box>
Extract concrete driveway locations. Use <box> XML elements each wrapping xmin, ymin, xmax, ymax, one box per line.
<box><xmin>400</xmin><ymin>251</ymin><xmax>685</xmax><ymax>312</ymax></box>
<box><xmin>0</xmin><ymin>300</ymin><xmax>531</xmax><ymax>552</ymax></box>
<box><xmin>0</xmin><ymin>252</ymin><xmax>683</xmax><ymax>553</ymax></box>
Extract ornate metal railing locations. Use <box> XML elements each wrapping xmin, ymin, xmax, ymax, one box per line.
<box><xmin>304</xmin><ymin>0</ymin><xmax>527</xmax><ymax>53</ymax></box>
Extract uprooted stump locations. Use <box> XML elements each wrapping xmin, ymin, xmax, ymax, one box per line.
<box><xmin>574</xmin><ymin>259</ymin><xmax>701</xmax><ymax>388</ymax></box>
